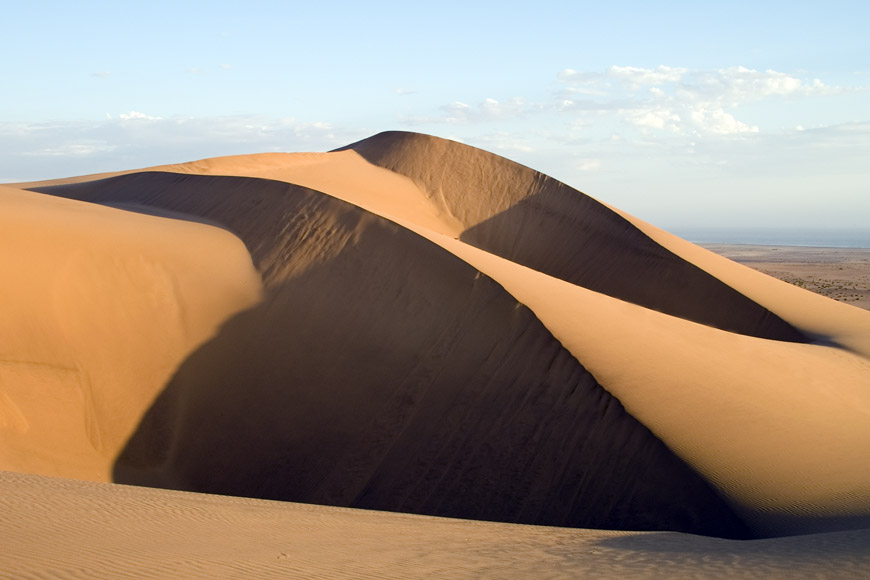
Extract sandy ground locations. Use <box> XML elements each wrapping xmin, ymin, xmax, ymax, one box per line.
<box><xmin>702</xmin><ymin>244</ymin><xmax>870</xmax><ymax>311</ymax></box>
<box><xmin>2</xmin><ymin>470</ymin><xmax>868</xmax><ymax>580</ymax></box>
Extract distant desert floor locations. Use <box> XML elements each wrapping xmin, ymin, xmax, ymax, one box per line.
<box><xmin>703</xmin><ymin>244</ymin><xmax>870</xmax><ymax>310</ymax></box>
<box><xmin>2</xmin><ymin>470</ymin><xmax>869</xmax><ymax>580</ymax></box>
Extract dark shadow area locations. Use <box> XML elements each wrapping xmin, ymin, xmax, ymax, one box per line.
<box><xmin>30</xmin><ymin>172</ymin><xmax>349</xmax><ymax>288</ymax></box>
<box><xmin>587</xmin><ymin>528</ymin><xmax>870</xmax><ymax>574</ymax></box>
<box><xmin>339</xmin><ymin>131</ymin><xmax>809</xmax><ymax>343</ymax></box>
<box><xmin>460</xmin><ymin>191</ymin><xmax>808</xmax><ymax>341</ymax></box>
<box><xmin>28</xmin><ymin>171</ymin><xmax>752</xmax><ymax>539</ymax></box>
<box><xmin>111</xmin><ymin>188</ymin><xmax>751</xmax><ymax>539</ymax></box>
<box><xmin>593</xmin><ymin>527</ymin><xmax>870</xmax><ymax>556</ymax></box>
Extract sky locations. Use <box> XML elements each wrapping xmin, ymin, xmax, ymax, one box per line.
<box><xmin>2</xmin><ymin>0</ymin><xmax>868</xmax><ymax>231</ymax></box>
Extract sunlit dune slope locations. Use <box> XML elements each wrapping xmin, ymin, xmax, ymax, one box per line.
<box><xmin>6</xmin><ymin>131</ymin><xmax>870</xmax><ymax>540</ymax></box>
<box><xmin>0</xmin><ymin>185</ymin><xmax>261</xmax><ymax>480</ymax></box>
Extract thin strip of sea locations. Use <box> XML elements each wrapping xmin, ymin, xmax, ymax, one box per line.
<box><xmin>670</xmin><ymin>227</ymin><xmax>870</xmax><ymax>249</ymax></box>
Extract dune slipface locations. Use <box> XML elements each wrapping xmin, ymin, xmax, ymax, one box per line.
<box><xmin>34</xmin><ymin>172</ymin><xmax>748</xmax><ymax>537</ymax></box>
<box><xmin>336</xmin><ymin>132</ymin><xmax>807</xmax><ymax>341</ymax></box>
<box><xmin>4</xmin><ymin>132</ymin><xmax>870</xmax><ymax>545</ymax></box>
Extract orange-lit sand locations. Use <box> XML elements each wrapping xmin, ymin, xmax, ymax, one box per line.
<box><xmin>2</xmin><ymin>132</ymin><xmax>869</xmax><ymax>575</ymax></box>
<box><xmin>3</xmin><ymin>470</ymin><xmax>868</xmax><ymax>580</ymax></box>
<box><xmin>0</xmin><ymin>185</ymin><xmax>261</xmax><ymax>480</ymax></box>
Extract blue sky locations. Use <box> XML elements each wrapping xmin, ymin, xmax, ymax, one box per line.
<box><xmin>2</xmin><ymin>0</ymin><xmax>868</xmax><ymax>230</ymax></box>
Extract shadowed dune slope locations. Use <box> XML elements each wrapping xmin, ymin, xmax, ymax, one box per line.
<box><xmin>91</xmin><ymin>174</ymin><xmax>751</xmax><ymax>538</ymax></box>
<box><xmin>31</xmin><ymin>172</ymin><xmax>345</xmax><ymax>288</ymax></box>
<box><xmin>336</xmin><ymin>131</ymin><xmax>806</xmax><ymax>341</ymax></box>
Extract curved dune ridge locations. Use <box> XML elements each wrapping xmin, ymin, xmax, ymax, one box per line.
<box><xmin>2</xmin><ymin>131</ymin><xmax>869</xmax><ymax>544</ymax></box>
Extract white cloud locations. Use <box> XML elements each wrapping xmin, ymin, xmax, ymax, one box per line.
<box><xmin>23</xmin><ymin>142</ymin><xmax>116</xmax><ymax>157</ymax></box>
<box><xmin>119</xmin><ymin>111</ymin><xmax>162</xmax><ymax>121</ymax></box>
<box><xmin>607</xmin><ymin>65</ymin><xmax>687</xmax><ymax>87</ymax></box>
<box><xmin>555</xmin><ymin>65</ymin><xmax>851</xmax><ymax>137</ymax></box>
<box><xmin>455</xmin><ymin>97</ymin><xmax>528</xmax><ymax>121</ymax></box>
<box><xmin>624</xmin><ymin>107</ymin><xmax>682</xmax><ymax>132</ymax></box>
<box><xmin>442</xmin><ymin>101</ymin><xmax>473</xmax><ymax>123</ymax></box>
<box><xmin>689</xmin><ymin>107</ymin><xmax>758</xmax><ymax>135</ymax></box>
<box><xmin>0</xmin><ymin>115</ymin><xmax>359</xmax><ymax>182</ymax></box>
<box><xmin>406</xmin><ymin>65</ymin><xmax>845</xmax><ymax>138</ymax></box>
<box><xmin>683</xmin><ymin>66</ymin><xmax>822</xmax><ymax>106</ymax></box>
<box><xmin>477</xmin><ymin>132</ymin><xmax>535</xmax><ymax>154</ymax></box>
<box><xmin>556</xmin><ymin>68</ymin><xmax>598</xmax><ymax>84</ymax></box>
<box><xmin>401</xmin><ymin>97</ymin><xmax>531</xmax><ymax>125</ymax></box>
<box><xmin>559</xmin><ymin>65</ymin><xmax>828</xmax><ymax>100</ymax></box>
<box><xmin>576</xmin><ymin>158</ymin><xmax>601</xmax><ymax>171</ymax></box>
<box><xmin>561</xmin><ymin>86</ymin><xmax>609</xmax><ymax>97</ymax></box>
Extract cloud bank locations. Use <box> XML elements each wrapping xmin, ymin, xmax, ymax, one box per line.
<box><xmin>0</xmin><ymin>114</ymin><xmax>362</xmax><ymax>182</ymax></box>
<box><xmin>3</xmin><ymin>65</ymin><xmax>866</xmax><ymax>229</ymax></box>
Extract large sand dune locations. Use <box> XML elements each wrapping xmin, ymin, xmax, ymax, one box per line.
<box><xmin>2</xmin><ymin>131</ymin><xmax>870</xmax><ymax>571</ymax></box>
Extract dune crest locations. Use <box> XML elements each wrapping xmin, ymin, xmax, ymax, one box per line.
<box><xmin>2</xmin><ymin>132</ymin><xmax>869</xmax><ymax>541</ymax></box>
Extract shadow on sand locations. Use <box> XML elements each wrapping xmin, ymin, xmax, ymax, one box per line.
<box><xmin>35</xmin><ymin>169</ymin><xmax>757</xmax><ymax>538</ymax></box>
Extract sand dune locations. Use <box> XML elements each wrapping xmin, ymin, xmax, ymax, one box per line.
<box><xmin>338</xmin><ymin>132</ymin><xmax>808</xmax><ymax>341</ymax></box>
<box><xmin>107</xmin><ymin>180</ymin><xmax>745</xmax><ymax>537</ymax></box>
<box><xmin>3</xmin><ymin>131</ymin><xmax>870</xmax><ymax>572</ymax></box>
<box><xmin>16</xmin><ymin>171</ymin><xmax>743</xmax><ymax>536</ymax></box>
<box><xmin>0</xmin><ymin>184</ymin><xmax>261</xmax><ymax>480</ymax></box>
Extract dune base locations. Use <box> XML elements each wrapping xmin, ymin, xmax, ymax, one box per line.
<box><xmin>2</xmin><ymin>470</ymin><xmax>869</xmax><ymax>579</ymax></box>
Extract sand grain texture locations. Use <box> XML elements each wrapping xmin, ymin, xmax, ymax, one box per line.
<box><xmin>2</xmin><ymin>470</ymin><xmax>868</xmax><ymax>580</ymax></box>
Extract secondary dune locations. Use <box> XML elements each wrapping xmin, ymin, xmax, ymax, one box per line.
<box><xmin>0</xmin><ymin>184</ymin><xmax>260</xmax><ymax>480</ymax></box>
<box><xmin>3</xmin><ymin>132</ymin><xmax>870</xmax><ymax>549</ymax></box>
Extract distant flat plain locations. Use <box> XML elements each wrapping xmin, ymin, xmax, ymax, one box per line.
<box><xmin>703</xmin><ymin>244</ymin><xmax>870</xmax><ymax>311</ymax></box>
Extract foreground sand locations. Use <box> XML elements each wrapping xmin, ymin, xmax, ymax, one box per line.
<box><xmin>702</xmin><ymin>244</ymin><xmax>870</xmax><ymax>311</ymax></box>
<box><xmin>2</xmin><ymin>470</ymin><xmax>868</xmax><ymax>580</ymax></box>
